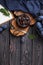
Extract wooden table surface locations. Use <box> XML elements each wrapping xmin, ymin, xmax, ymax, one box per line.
<box><xmin>0</xmin><ymin>22</ymin><xmax>43</xmax><ymax>65</ymax></box>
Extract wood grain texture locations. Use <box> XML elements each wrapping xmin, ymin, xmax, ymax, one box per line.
<box><xmin>0</xmin><ymin>23</ymin><xmax>43</xmax><ymax>65</ymax></box>
<box><xmin>0</xmin><ymin>23</ymin><xmax>10</xmax><ymax>65</ymax></box>
<box><xmin>32</xmin><ymin>27</ymin><xmax>43</xmax><ymax>65</ymax></box>
<box><xmin>10</xmin><ymin>34</ymin><xmax>20</xmax><ymax>65</ymax></box>
<box><xmin>20</xmin><ymin>28</ymin><xmax>33</xmax><ymax>65</ymax></box>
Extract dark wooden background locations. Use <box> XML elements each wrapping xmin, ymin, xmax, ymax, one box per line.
<box><xmin>0</xmin><ymin>22</ymin><xmax>43</xmax><ymax>65</ymax></box>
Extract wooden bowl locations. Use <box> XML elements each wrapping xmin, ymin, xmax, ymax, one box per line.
<box><xmin>10</xmin><ymin>11</ymin><xmax>36</xmax><ymax>36</ymax></box>
<box><xmin>10</xmin><ymin>19</ymin><xmax>29</xmax><ymax>36</ymax></box>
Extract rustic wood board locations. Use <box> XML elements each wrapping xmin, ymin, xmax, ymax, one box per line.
<box><xmin>32</xmin><ymin>27</ymin><xmax>43</xmax><ymax>65</ymax></box>
<box><xmin>0</xmin><ymin>23</ymin><xmax>10</xmax><ymax>65</ymax></box>
<box><xmin>0</xmin><ymin>23</ymin><xmax>43</xmax><ymax>65</ymax></box>
<box><xmin>10</xmin><ymin>34</ymin><xmax>20</xmax><ymax>65</ymax></box>
<box><xmin>20</xmin><ymin>28</ymin><xmax>33</xmax><ymax>65</ymax></box>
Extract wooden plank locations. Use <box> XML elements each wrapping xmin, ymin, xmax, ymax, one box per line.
<box><xmin>10</xmin><ymin>34</ymin><xmax>21</xmax><ymax>65</ymax></box>
<box><xmin>20</xmin><ymin>28</ymin><xmax>33</xmax><ymax>65</ymax></box>
<box><xmin>0</xmin><ymin>23</ymin><xmax>10</xmax><ymax>65</ymax></box>
<box><xmin>32</xmin><ymin>28</ymin><xmax>43</xmax><ymax>65</ymax></box>
<box><xmin>0</xmin><ymin>23</ymin><xmax>43</xmax><ymax>65</ymax></box>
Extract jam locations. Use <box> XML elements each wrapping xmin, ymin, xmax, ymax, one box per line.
<box><xmin>16</xmin><ymin>14</ymin><xmax>30</xmax><ymax>28</ymax></box>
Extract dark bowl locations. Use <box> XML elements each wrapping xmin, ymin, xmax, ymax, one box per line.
<box><xmin>16</xmin><ymin>14</ymin><xmax>30</xmax><ymax>28</ymax></box>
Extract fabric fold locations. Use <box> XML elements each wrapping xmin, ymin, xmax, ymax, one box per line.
<box><xmin>0</xmin><ymin>0</ymin><xmax>43</xmax><ymax>17</ymax></box>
